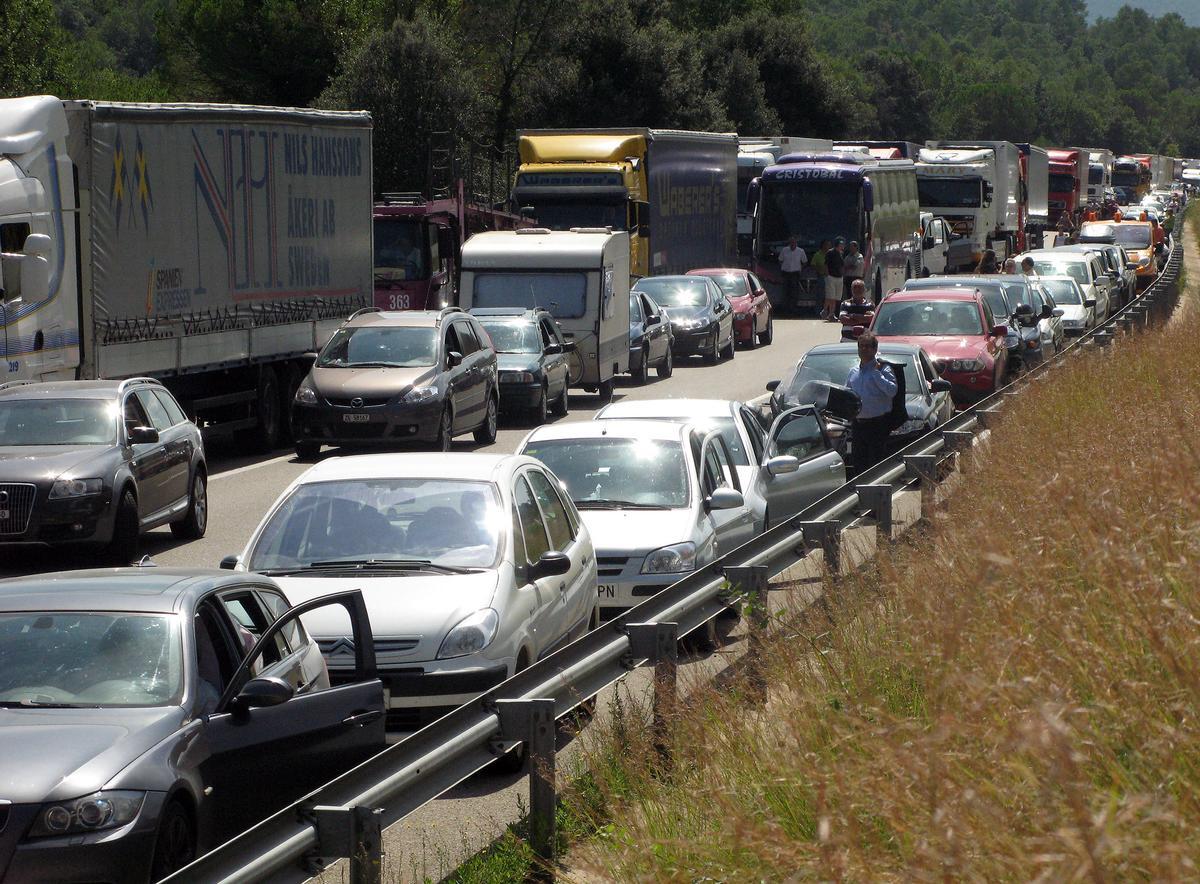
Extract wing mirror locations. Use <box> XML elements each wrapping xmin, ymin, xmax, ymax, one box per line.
<box><xmin>544</xmin><ymin>342</ymin><xmax>563</xmax><ymax>354</ymax></box>
<box><xmin>219</xmin><ymin>554</ymin><xmax>241</xmax><ymax>570</ymax></box>
<box><xmin>647</xmin><ymin>314</ymin><xmax>660</xmax><ymax>325</ymax></box>
<box><xmin>1125</xmin><ymin>261</ymin><xmax>1139</xmax><ymax>270</ymax></box>
<box><xmin>930</xmin><ymin>378</ymin><xmax>953</xmax><ymax>393</ymax></box>
<box><xmin>990</xmin><ymin>324</ymin><xmax>1008</xmax><ymax>337</ymax></box>
<box><xmin>765</xmin><ymin>379</ymin><xmax>780</xmax><ymax>392</ymax></box>
<box><xmin>1084</xmin><ymin>298</ymin><xmax>1097</xmax><ymax>309</ymax></box>
<box><xmin>765</xmin><ymin>454</ymin><xmax>799</xmax><ymax>476</ymax></box>
<box><xmin>1052</xmin><ymin>308</ymin><xmax>1065</xmax><ymax>317</ymax></box>
<box><xmin>234</xmin><ymin>676</ymin><xmax>294</xmax><ymax>710</ymax></box>
<box><xmin>302</xmin><ymin>351</ymin><xmax>319</xmax><ymax>362</ymax></box>
<box><xmin>447</xmin><ymin>350</ymin><xmax>464</xmax><ymax>367</ymax></box>
<box><xmin>704</xmin><ymin>487</ymin><xmax>744</xmax><ymax>512</ymax></box>
<box><xmin>1039</xmin><ymin>304</ymin><xmax>1054</xmax><ymax>319</ymax></box>
<box><xmin>922</xmin><ymin>236</ymin><xmax>935</xmax><ymax>250</ymax></box>
<box><xmin>128</xmin><ymin>425</ymin><xmax>160</xmax><ymax>444</ymax></box>
<box><xmin>529</xmin><ymin>550</ymin><xmax>572</xmax><ymax>580</ymax></box>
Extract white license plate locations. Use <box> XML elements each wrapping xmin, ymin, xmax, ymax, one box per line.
<box><xmin>342</xmin><ymin>413</ymin><xmax>371</xmax><ymax>423</ymax></box>
<box><xmin>597</xmin><ymin>584</ymin><xmax>618</xmax><ymax>599</ymax></box>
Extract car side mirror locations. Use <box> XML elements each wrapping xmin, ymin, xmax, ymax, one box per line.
<box><xmin>234</xmin><ymin>676</ymin><xmax>294</xmax><ymax>710</ymax></box>
<box><xmin>1039</xmin><ymin>304</ymin><xmax>1053</xmax><ymax>319</ymax></box>
<box><xmin>764</xmin><ymin>454</ymin><xmax>799</xmax><ymax>476</ymax></box>
<box><xmin>544</xmin><ymin>342</ymin><xmax>563</xmax><ymax>354</ymax></box>
<box><xmin>930</xmin><ymin>378</ymin><xmax>953</xmax><ymax>393</ymax></box>
<box><xmin>529</xmin><ymin>550</ymin><xmax>571</xmax><ymax>580</ymax></box>
<box><xmin>922</xmin><ymin>236</ymin><xmax>934</xmax><ymax>250</ymax></box>
<box><xmin>1125</xmin><ymin>262</ymin><xmax>1138</xmax><ymax>270</ymax></box>
<box><xmin>219</xmin><ymin>554</ymin><xmax>240</xmax><ymax>570</ymax></box>
<box><xmin>447</xmin><ymin>350</ymin><xmax>464</xmax><ymax>367</ymax></box>
<box><xmin>1052</xmin><ymin>308</ymin><xmax>1065</xmax><ymax>317</ymax></box>
<box><xmin>563</xmin><ymin>339</ymin><xmax>577</xmax><ymax>351</ymax></box>
<box><xmin>704</xmin><ymin>487</ymin><xmax>744</xmax><ymax>512</ymax></box>
<box><xmin>128</xmin><ymin>425</ymin><xmax>160</xmax><ymax>444</ymax></box>
<box><xmin>647</xmin><ymin>314</ymin><xmax>660</xmax><ymax>325</ymax></box>
<box><xmin>303</xmin><ymin>351</ymin><xmax>319</xmax><ymax>362</ymax></box>
<box><xmin>990</xmin><ymin>324</ymin><xmax>1008</xmax><ymax>337</ymax></box>
<box><xmin>765</xmin><ymin>379</ymin><xmax>780</xmax><ymax>392</ymax></box>
<box><xmin>1084</xmin><ymin>298</ymin><xmax>1097</xmax><ymax>309</ymax></box>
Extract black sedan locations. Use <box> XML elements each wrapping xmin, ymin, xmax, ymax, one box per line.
<box><xmin>0</xmin><ymin>568</ymin><xmax>383</xmax><ymax>883</ymax></box>
<box><xmin>631</xmin><ymin>275</ymin><xmax>735</xmax><ymax>365</ymax></box>
<box><xmin>0</xmin><ymin>379</ymin><xmax>207</xmax><ymax>563</ymax></box>
<box><xmin>471</xmin><ymin>307</ymin><xmax>572</xmax><ymax>424</ymax></box>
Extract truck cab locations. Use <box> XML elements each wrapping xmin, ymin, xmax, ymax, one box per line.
<box><xmin>1046</xmin><ymin>148</ymin><xmax>1086</xmax><ymax>227</ymax></box>
<box><xmin>373</xmin><ymin>195</ymin><xmax>458</xmax><ymax>311</ymax></box>
<box><xmin>915</xmin><ymin>147</ymin><xmax>997</xmax><ymax>265</ymax></box>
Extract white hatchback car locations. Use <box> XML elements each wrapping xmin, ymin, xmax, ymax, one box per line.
<box><xmin>1037</xmin><ymin>275</ymin><xmax>1097</xmax><ymax>336</ymax></box>
<box><xmin>1020</xmin><ymin>248</ymin><xmax>1114</xmax><ymax>320</ymax></box>
<box><xmin>226</xmin><ymin>453</ymin><xmax>598</xmax><ymax>731</ymax></box>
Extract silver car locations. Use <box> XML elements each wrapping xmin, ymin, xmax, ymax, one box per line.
<box><xmin>1019</xmin><ymin>249</ymin><xmax>1114</xmax><ymax>320</ymax></box>
<box><xmin>228</xmin><ymin>452</ymin><xmax>598</xmax><ymax>734</ymax></box>
<box><xmin>1037</xmin><ymin>276</ymin><xmax>1096</xmax><ymax>336</ymax></box>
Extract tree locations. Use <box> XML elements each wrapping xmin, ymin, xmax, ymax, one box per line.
<box><xmin>860</xmin><ymin>51</ymin><xmax>935</xmax><ymax>142</ymax></box>
<box><xmin>0</xmin><ymin>0</ymin><xmax>76</xmax><ymax>96</ymax></box>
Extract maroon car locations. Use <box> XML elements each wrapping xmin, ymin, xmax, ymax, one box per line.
<box><xmin>686</xmin><ymin>268</ymin><xmax>774</xmax><ymax>347</ymax></box>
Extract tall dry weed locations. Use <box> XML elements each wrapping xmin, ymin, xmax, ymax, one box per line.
<box><xmin>568</xmin><ymin>273</ymin><xmax>1200</xmax><ymax>881</ymax></box>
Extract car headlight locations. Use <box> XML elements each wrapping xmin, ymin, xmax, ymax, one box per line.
<box><xmin>500</xmin><ymin>371</ymin><xmax>535</xmax><ymax>384</ymax></box>
<box><xmin>947</xmin><ymin>358</ymin><xmax>985</xmax><ymax>372</ymax></box>
<box><xmin>641</xmin><ymin>542</ymin><xmax>696</xmax><ymax>574</ymax></box>
<box><xmin>1138</xmin><ymin>256</ymin><xmax>1152</xmax><ymax>268</ymax></box>
<box><xmin>294</xmin><ymin>384</ymin><xmax>318</xmax><ymax>406</ymax></box>
<box><xmin>49</xmin><ymin>478</ymin><xmax>103</xmax><ymax>499</ymax></box>
<box><xmin>675</xmin><ymin>318</ymin><xmax>705</xmax><ymax>330</ymax></box>
<box><xmin>437</xmin><ymin>608</ymin><xmax>499</xmax><ymax>659</ymax></box>
<box><xmin>404</xmin><ymin>385</ymin><xmax>439</xmax><ymax>404</ymax></box>
<box><xmin>27</xmin><ymin>791</ymin><xmax>146</xmax><ymax>838</ymax></box>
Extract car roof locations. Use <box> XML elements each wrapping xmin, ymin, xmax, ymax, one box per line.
<box><xmin>0</xmin><ymin>379</ymin><xmax>149</xmax><ymax>400</ymax></box>
<box><xmin>597</xmin><ymin>398</ymin><xmax>740</xmax><ymax>420</ymax></box>
<box><xmin>469</xmin><ymin>307</ymin><xmax>549</xmax><ymax>320</ymax></box>
<box><xmin>0</xmin><ymin>568</ymin><xmax>279</xmax><ymax>614</ymax></box>
<box><xmin>524</xmin><ymin>418</ymin><xmax>690</xmax><ymax>443</ymax></box>
<box><xmin>906</xmin><ymin>275</ymin><xmax>1001</xmax><ymax>289</ymax></box>
<box><xmin>1021</xmin><ymin>250</ymin><xmax>1091</xmax><ymax>261</ymax></box>
<box><xmin>686</xmin><ymin>268</ymin><xmax>748</xmax><ymax>276</ymax></box>
<box><xmin>633</xmin><ymin>275</ymin><xmax>709</xmax><ymax>285</ymax></box>
<box><xmin>886</xmin><ymin>288</ymin><xmax>982</xmax><ymax>302</ymax></box>
<box><xmin>346</xmin><ymin>309</ymin><xmax>459</xmax><ymax>328</ymax></box>
<box><xmin>295</xmin><ymin>452</ymin><xmax>534</xmax><ymax>485</ymax></box>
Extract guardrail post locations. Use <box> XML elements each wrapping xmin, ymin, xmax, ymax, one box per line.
<box><xmin>800</xmin><ymin>520</ymin><xmax>841</xmax><ymax>575</ymax></box>
<box><xmin>725</xmin><ymin>565</ymin><xmax>770</xmax><ymax>699</ymax></box>
<box><xmin>1094</xmin><ymin>328</ymin><xmax>1115</xmax><ymax>346</ymax></box>
<box><xmin>904</xmin><ymin>453</ymin><xmax>938</xmax><ymax>510</ymax></box>
<box><xmin>856</xmin><ymin>483</ymin><xmax>893</xmax><ymax>537</ymax></box>
<box><xmin>495</xmin><ymin>698</ymin><xmax>557</xmax><ymax>871</ymax></box>
<box><xmin>309</xmin><ymin>805</ymin><xmax>383</xmax><ymax>884</ymax></box>
<box><xmin>625</xmin><ymin>622</ymin><xmax>678</xmax><ymax>762</ymax></box>
<box><xmin>974</xmin><ymin>405</ymin><xmax>1002</xmax><ymax>429</ymax></box>
<box><xmin>941</xmin><ymin>429</ymin><xmax>974</xmax><ymax>452</ymax></box>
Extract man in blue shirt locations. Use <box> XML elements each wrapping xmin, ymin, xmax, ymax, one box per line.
<box><xmin>845</xmin><ymin>331</ymin><xmax>897</xmax><ymax>474</ymax></box>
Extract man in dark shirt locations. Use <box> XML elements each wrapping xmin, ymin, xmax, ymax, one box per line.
<box><xmin>822</xmin><ymin>238</ymin><xmax>845</xmax><ymax>321</ymax></box>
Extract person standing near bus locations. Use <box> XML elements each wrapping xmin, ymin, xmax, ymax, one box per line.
<box><xmin>842</xmin><ymin>241</ymin><xmax>865</xmax><ymax>299</ymax></box>
<box><xmin>823</xmin><ymin>238</ymin><xmax>845</xmax><ymax>320</ymax></box>
<box><xmin>778</xmin><ymin>236</ymin><xmax>808</xmax><ymax>309</ymax></box>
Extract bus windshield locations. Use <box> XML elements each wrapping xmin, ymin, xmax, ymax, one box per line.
<box><xmin>917</xmin><ymin>176</ymin><xmax>982</xmax><ymax>208</ymax></box>
<box><xmin>758</xmin><ymin>180</ymin><xmax>859</xmax><ymax>251</ymax></box>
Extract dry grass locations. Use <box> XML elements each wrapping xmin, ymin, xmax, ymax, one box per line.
<box><xmin>564</xmin><ymin>252</ymin><xmax>1200</xmax><ymax>881</ymax></box>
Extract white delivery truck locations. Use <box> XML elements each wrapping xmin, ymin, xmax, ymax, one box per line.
<box><xmin>1084</xmin><ymin>149</ymin><xmax>1113</xmax><ymax>201</ymax></box>
<box><xmin>921</xmin><ymin>140</ymin><xmax>1026</xmax><ymax>262</ymax></box>
<box><xmin>459</xmin><ymin>228</ymin><xmax>630</xmax><ymax>400</ymax></box>
<box><xmin>0</xmin><ymin>96</ymin><xmax>373</xmax><ymax>450</ymax></box>
<box><xmin>737</xmin><ymin>136</ymin><xmax>831</xmax><ymax>253</ymax></box>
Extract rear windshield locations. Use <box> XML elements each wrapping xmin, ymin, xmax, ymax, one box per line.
<box><xmin>478</xmin><ymin>321</ymin><xmax>540</xmax><ymax>354</ymax></box>
<box><xmin>472</xmin><ymin>272</ymin><xmax>588</xmax><ymax>319</ymax></box>
<box><xmin>875</xmin><ymin>300</ymin><xmax>984</xmax><ymax>336</ymax></box>
<box><xmin>1039</xmin><ymin>278</ymin><xmax>1082</xmax><ymax>305</ymax></box>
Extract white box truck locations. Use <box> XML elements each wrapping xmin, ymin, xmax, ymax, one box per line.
<box><xmin>1084</xmin><ymin>149</ymin><xmax>1113</xmax><ymax>201</ymax></box>
<box><xmin>921</xmin><ymin>140</ymin><xmax>1027</xmax><ymax>261</ymax></box>
<box><xmin>459</xmin><ymin>228</ymin><xmax>630</xmax><ymax>400</ymax></box>
<box><xmin>0</xmin><ymin>96</ymin><xmax>373</xmax><ymax>449</ymax></box>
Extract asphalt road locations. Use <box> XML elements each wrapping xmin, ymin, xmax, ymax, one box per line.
<box><xmin>0</xmin><ymin>314</ymin><xmax>842</xmax><ymax>881</ymax></box>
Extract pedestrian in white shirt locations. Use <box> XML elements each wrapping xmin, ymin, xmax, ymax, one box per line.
<box><xmin>779</xmin><ymin>236</ymin><xmax>807</xmax><ymax>309</ymax></box>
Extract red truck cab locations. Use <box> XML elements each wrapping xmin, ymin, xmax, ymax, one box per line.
<box><xmin>1047</xmin><ymin>148</ymin><xmax>1087</xmax><ymax>227</ymax></box>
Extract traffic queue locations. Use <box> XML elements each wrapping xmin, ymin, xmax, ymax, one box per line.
<box><xmin>0</xmin><ymin>121</ymin><xmax>1189</xmax><ymax>883</ymax></box>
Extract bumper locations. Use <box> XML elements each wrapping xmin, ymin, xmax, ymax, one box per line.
<box><xmin>733</xmin><ymin>314</ymin><xmax>756</xmax><ymax>342</ymax></box>
<box><xmin>941</xmin><ymin>370</ymin><xmax>996</xmax><ymax>407</ymax></box>
<box><xmin>670</xmin><ymin>326</ymin><xmax>717</xmax><ymax>355</ymax></box>
<box><xmin>293</xmin><ymin>399</ymin><xmax>444</xmax><ymax>446</ymax></box>
<box><xmin>596</xmin><ymin>573</ymin><xmax>679</xmax><ymax>621</ymax></box>
<box><xmin>329</xmin><ymin>658</ymin><xmax>510</xmax><ymax>722</ymax></box>
<box><xmin>0</xmin><ymin>792</ymin><xmax>166</xmax><ymax>884</ymax></box>
<box><xmin>498</xmin><ymin>381</ymin><xmax>543</xmax><ymax>409</ymax></box>
<box><xmin>0</xmin><ymin>489</ymin><xmax>116</xmax><ymax>548</ymax></box>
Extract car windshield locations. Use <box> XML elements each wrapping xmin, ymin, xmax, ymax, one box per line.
<box><xmin>317</xmin><ymin>325</ymin><xmax>436</xmax><ymax>368</ymax></box>
<box><xmin>521</xmin><ymin>438</ymin><xmax>690</xmax><ymax>508</ymax></box>
<box><xmin>875</xmin><ymin>300</ymin><xmax>985</xmax><ymax>336</ymax></box>
<box><xmin>917</xmin><ymin>176</ymin><xmax>983</xmax><ymax>208</ymax></box>
<box><xmin>1048</xmin><ymin>174</ymin><xmax>1075</xmax><ymax>193</ymax></box>
<box><xmin>248</xmin><ymin>479</ymin><xmax>503</xmax><ymax>571</ymax></box>
<box><xmin>1079</xmin><ymin>223</ymin><xmax>1115</xmax><ymax>243</ymax></box>
<box><xmin>472</xmin><ymin>272</ymin><xmax>588</xmax><ymax>319</ymax></box>
<box><xmin>479</xmin><ymin>321</ymin><xmax>540</xmax><ymax>354</ymax></box>
<box><xmin>789</xmin><ymin>352</ymin><xmax>920</xmax><ymax>397</ymax></box>
<box><xmin>634</xmin><ymin>278</ymin><xmax>710</xmax><ymax>308</ymax></box>
<box><xmin>1032</xmin><ymin>260</ymin><xmax>1087</xmax><ymax>285</ymax></box>
<box><xmin>607</xmin><ymin>415</ymin><xmax>749</xmax><ymax>466</ymax></box>
<box><xmin>0</xmin><ymin>612</ymin><xmax>181</xmax><ymax>707</ymax></box>
<box><xmin>374</xmin><ymin>217</ymin><xmax>427</xmax><ymax>282</ymax></box>
<box><xmin>1111</xmin><ymin>226</ymin><xmax>1152</xmax><ymax>248</ymax></box>
<box><xmin>0</xmin><ymin>399</ymin><xmax>117</xmax><ymax>446</ymax></box>
<box><xmin>1039</xmin><ymin>278</ymin><xmax>1082</xmax><ymax>304</ymax></box>
<box><xmin>698</xmin><ymin>274</ymin><xmax>748</xmax><ymax>297</ymax></box>
<box><xmin>515</xmin><ymin>200</ymin><xmax>627</xmax><ymax>231</ymax></box>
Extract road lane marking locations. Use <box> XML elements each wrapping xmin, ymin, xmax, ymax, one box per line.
<box><xmin>210</xmin><ymin>453</ymin><xmax>296</xmax><ymax>481</ymax></box>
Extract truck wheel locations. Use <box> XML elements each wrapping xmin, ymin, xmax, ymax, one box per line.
<box><xmin>656</xmin><ymin>347</ymin><xmax>674</xmax><ymax>379</ymax></box>
<box><xmin>170</xmin><ymin>470</ymin><xmax>208</xmax><ymax>539</ymax></box>
<box><xmin>109</xmin><ymin>489</ymin><xmax>140</xmax><ymax>566</ymax></box>
<box><xmin>295</xmin><ymin>441</ymin><xmax>321</xmax><ymax>461</ymax></box>
<box><xmin>758</xmin><ymin>315</ymin><xmax>774</xmax><ymax>346</ymax></box>
<box><xmin>248</xmin><ymin>366</ymin><xmax>281</xmax><ymax>453</ymax></box>
<box><xmin>598</xmin><ymin>378</ymin><xmax>615</xmax><ymax>402</ymax></box>
<box><xmin>473</xmin><ymin>394</ymin><xmax>498</xmax><ymax>444</ymax></box>
<box><xmin>631</xmin><ymin>348</ymin><xmax>648</xmax><ymax>384</ymax></box>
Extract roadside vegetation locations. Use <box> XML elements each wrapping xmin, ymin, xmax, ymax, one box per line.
<box><xmin>536</xmin><ymin>267</ymin><xmax>1200</xmax><ymax>879</ymax></box>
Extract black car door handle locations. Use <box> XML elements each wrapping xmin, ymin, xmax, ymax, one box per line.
<box><xmin>343</xmin><ymin>709</ymin><xmax>384</xmax><ymax>727</ymax></box>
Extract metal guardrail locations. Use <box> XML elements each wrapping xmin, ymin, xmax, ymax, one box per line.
<box><xmin>166</xmin><ymin>236</ymin><xmax>1184</xmax><ymax>884</ymax></box>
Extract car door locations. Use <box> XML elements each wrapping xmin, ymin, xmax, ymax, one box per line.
<box><xmin>749</xmin><ymin>273</ymin><xmax>769</xmax><ymax>332</ymax></box>
<box><xmin>760</xmin><ymin>406</ymin><xmax>846</xmax><ymax>527</ymax></box>
<box><xmin>525</xmin><ymin>468</ymin><xmax>593</xmax><ymax>649</ymax></box>
<box><xmin>442</xmin><ymin>321</ymin><xmax>473</xmax><ymax>430</ymax></box>
<box><xmin>713</xmin><ymin>281</ymin><xmax>734</xmax><ymax>344</ymax></box>
<box><xmin>698</xmin><ymin>432</ymin><xmax>754</xmax><ymax>551</ymax></box>
<box><xmin>120</xmin><ymin>392</ymin><xmax>169</xmax><ymax>519</ymax></box>
<box><xmin>511</xmin><ymin>474</ymin><xmax>562</xmax><ymax>657</ymax></box>
<box><xmin>456</xmin><ymin>319</ymin><xmax>489</xmax><ymax>425</ymax></box>
<box><xmin>737</xmin><ymin>405</ymin><xmax>770</xmax><ymax>531</ymax></box>
<box><xmin>198</xmin><ymin>589</ymin><xmax>383</xmax><ymax>841</ymax></box>
<box><xmin>538</xmin><ymin>316</ymin><xmax>569</xmax><ymax>400</ymax></box>
<box><xmin>135</xmin><ymin>388</ymin><xmax>191</xmax><ymax>514</ymax></box>
<box><xmin>919</xmin><ymin>350</ymin><xmax>952</xmax><ymax>424</ymax></box>
<box><xmin>640</xmin><ymin>293</ymin><xmax>668</xmax><ymax>363</ymax></box>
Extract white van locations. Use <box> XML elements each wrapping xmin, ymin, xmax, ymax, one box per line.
<box><xmin>460</xmin><ymin>229</ymin><xmax>631</xmax><ymax>400</ymax></box>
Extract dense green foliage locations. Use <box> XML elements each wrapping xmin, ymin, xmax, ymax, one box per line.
<box><xmin>1088</xmin><ymin>0</ymin><xmax>1199</xmax><ymax>26</ymax></box>
<box><xmin>3</xmin><ymin>0</ymin><xmax>1199</xmax><ymax>192</ymax></box>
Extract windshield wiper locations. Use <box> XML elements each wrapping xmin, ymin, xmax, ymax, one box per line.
<box><xmin>339</xmin><ymin>361</ymin><xmax>409</xmax><ymax>369</ymax></box>
<box><xmin>575</xmin><ymin>499</ymin><xmax>671</xmax><ymax>510</ymax></box>
<box><xmin>0</xmin><ymin>700</ymin><xmax>94</xmax><ymax>708</ymax></box>
<box><xmin>306</xmin><ymin>558</ymin><xmax>479</xmax><ymax>574</ymax></box>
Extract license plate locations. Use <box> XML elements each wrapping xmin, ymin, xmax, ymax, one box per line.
<box><xmin>343</xmin><ymin>413</ymin><xmax>371</xmax><ymax>423</ymax></box>
<box><xmin>598</xmin><ymin>584</ymin><xmax>617</xmax><ymax>599</ymax></box>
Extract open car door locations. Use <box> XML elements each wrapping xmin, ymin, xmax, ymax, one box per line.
<box><xmin>760</xmin><ymin>406</ymin><xmax>847</xmax><ymax>529</ymax></box>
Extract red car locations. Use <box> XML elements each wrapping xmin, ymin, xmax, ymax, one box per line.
<box><xmin>686</xmin><ymin>268</ymin><xmax>773</xmax><ymax>347</ymax></box>
<box><xmin>869</xmin><ymin>289</ymin><xmax>1008</xmax><ymax>407</ymax></box>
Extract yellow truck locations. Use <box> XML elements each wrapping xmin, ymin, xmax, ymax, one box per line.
<box><xmin>513</xmin><ymin>129</ymin><xmax>737</xmax><ymax>278</ymax></box>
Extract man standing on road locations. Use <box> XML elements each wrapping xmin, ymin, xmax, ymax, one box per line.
<box><xmin>842</xmin><ymin>241</ymin><xmax>865</xmax><ymax>299</ymax></box>
<box><xmin>823</xmin><ymin>238</ymin><xmax>845</xmax><ymax>320</ymax></box>
<box><xmin>779</xmin><ymin>236</ymin><xmax>807</xmax><ymax>310</ymax></box>
<box><xmin>845</xmin><ymin>330</ymin><xmax>897</xmax><ymax>475</ymax></box>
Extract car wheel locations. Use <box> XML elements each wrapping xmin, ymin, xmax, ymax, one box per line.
<box><xmin>530</xmin><ymin>385</ymin><xmax>549</xmax><ymax>426</ymax></box>
<box><xmin>150</xmin><ymin>800</ymin><xmax>196</xmax><ymax>882</ymax></box>
<box><xmin>721</xmin><ymin>328</ymin><xmax>736</xmax><ymax>360</ymax></box>
<box><xmin>435</xmin><ymin>406</ymin><xmax>454</xmax><ymax>451</ymax></box>
<box><xmin>704</xmin><ymin>331</ymin><xmax>719</xmax><ymax>365</ymax></box>
<box><xmin>631</xmin><ymin>347</ymin><xmax>649</xmax><ymax>384</ymax></box>
<box><xmin>759</xmin><ymin>314</ymin><xmax>774</xmax><ymax>346</ymax></box>
<box><xmin>474</xmin><ymin>394</ymin><xmax>499</xmax><ymax>444</ymax></box>
<box><xmin>656</xmin><ymin>346</ymin><xmax>674</xmax><ymax>379</ymax></box>
<box><xmin>598</xmin><ymin>378</ymin><xmax>615</xmax><ymax>402</ymax></box>
<box><xmin>552</xmin><ymin>383</ymin><xmax>569</xmax><ymax>417</ymax></box>
<box><xmin>170</xmin><ymin>470</ymin><xmax>208</xmax><ymax>539</ymax></box>
<box><xmin>295</xmin><ymin>441</ymin><xmax>320</xmax><ymax>461</ymax></box>
<box><xmin>109</xmin><ymin>488</ymin><xmax>140</xmax><ymax>565</ymax></box>
<box><xmin>744</xmin><ymin>320</ymin><xmax>757</xmax><ymax>350</ymax></box>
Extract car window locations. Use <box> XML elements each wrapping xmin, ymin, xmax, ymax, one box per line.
<box><xmin>537</xmin><ymin>319</ymin><xmax>554</xmax><ymax>349</ymax></box>
<box><xmin>444</xmin><ymin>323</ymin><xmax>463</xmax><ymax>359</ymax></box>
<box><xmin>220</xmin><ymin>591</ymin><xmax>287</xmax><ymax>668</ymax></box>
<box><xmin>257</xmin><ymin>589</ymin><xmax>307</xmax><ymax>652</ymax></box>
<box><xmin>514</xmin><ymin>476</ymin><xmax>551</xmax><ymax>565</ymax></box>
<box><xmin>920</xmin><ymin>352</ymin><xmax>938</xmax><ymax>381</ymax></box>
<box><xmin>701</xmin><ymin>441</ymin><xmax>735</xmax><ymax>495</ymax></box>
<box><xmin>154</xmin><ymin>390</ymin><xmax>189</xmax><ymax>426</ymax></box>
<box><xmin>135</xmin><ymin>389</ymin><xmax>174</xmax><ymax>432</ymax></box>
<box><xmin>770</xmin><ymin>412</ymin><xmax>828</xmax><ymax>460</ymax></box>
<box><xmin>195</xmin><ymin>601</ymin><xmax>242</xmax><ymax>710</ymax></box>
<box><xmin>525</xmin><ymin>469</ymin><xmax>574</xmax><ymax>551</ymax></box>
<box><xmin>740</xmin><ymin>408</ymin><xmax>766</xmax><ymax>462</ymax></box>
<box><xmin>629</xmin><ymin>294</ymin><xmax>643</xmax><ymax>324</ymax></box>
<box><xmin>456</xmin><ymin>321</ymin><xmax>481</xmax><ymax>354</ymax></box>
<box><xmin>123</xmin><ymin>395</ymin><xmax>152</xmax><ymax>433</ymax></box>
<box><xmin>749</xmin><ymin>274</ymin><xmax>764</xmax><ymax>292</ymax></box>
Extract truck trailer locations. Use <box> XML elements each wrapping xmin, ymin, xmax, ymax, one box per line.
<box><xmin>0</xmin><ymin>96</ymin><xmax>373</xmax><ymax>450</ymax></box>
<box><xmin>513</xmin><ymin>129</ymin><xmax>737</xmax><ymax>279</ymax></box>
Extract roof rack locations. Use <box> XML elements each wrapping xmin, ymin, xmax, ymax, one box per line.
<box><xmin>378</xmin><ymin>192</ymin><xmax>426</xmax><ymax>207</ymax></box>
<box><xmin>348</xmin><ymin>306</ymin><xmax>382</xmax><ymax>320</ymax></box>
<box><xmin>0</xmin><ymin>379</ymin><xmax>36</xmax><ymax>391</ymax></box>
<box><xmin>437</xmin><ymin>306</ymin><xmax>464</xmax><ymax>319</ymax></box>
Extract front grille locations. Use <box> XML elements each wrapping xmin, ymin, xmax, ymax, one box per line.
<box><xmin>597</xmin><ymin>556</ymin><xmax>630</xmax><ymax>577</ymax></box>
<box><xmin>325</xmin><ymin>397</ymin><xmax>391</xmax><ymax>408</ymax></box>
<box><xmin>320</xmin><ymin>636</ymin><xmax>421</xmax><ymax>669</ymax></box>
<box><xmin>0</xmin><ymin>484</ymin><xmax>36</xmax><ymax>536</ymax></box>
<box><xmin>331</xmin><ymin>422</ymin><xmax>387</xmax><ymax>440</ymax></box>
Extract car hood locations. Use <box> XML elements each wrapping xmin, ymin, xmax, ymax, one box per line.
<box><xmin>272</xmin><ymin>570</ymin><xmax>500</xmax><ymax>660</ymax></box>
<box><xmin>0</xmin><ymin>445</ymin><xmax>115</xmax><ymax>483</ymax></box>
<box><xmin>577</xmin><ymin>507</ymin><xmax>699</xmax><ymax>557</ymax></box>
<box><xmin>665</xmin><ymin>306</ymin><xmax>709</xmax><ymax>322</ymax></box>
<box><xmin>496</xmin><ymin>354</ymin><xmax>541</xmax><ymax>373</ymax></box>
<box><xmin>0</xmin><ymin>706</ymin><xmax>185</xmax><ymax>803</ymax></box>
<box><xmin>310</xmin><ymin>365</ymin><xmax>436</xmax><ymax>398</ymax></box>
<box><xmin>1057</xmin><ymin>304</ymin><xmax>1088</xmax><ymax>319</ymax></box>
<box><xmin>877</xmin><ymin>335</ymin><xmax>988</xmax><ymax>360</ymax></box>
